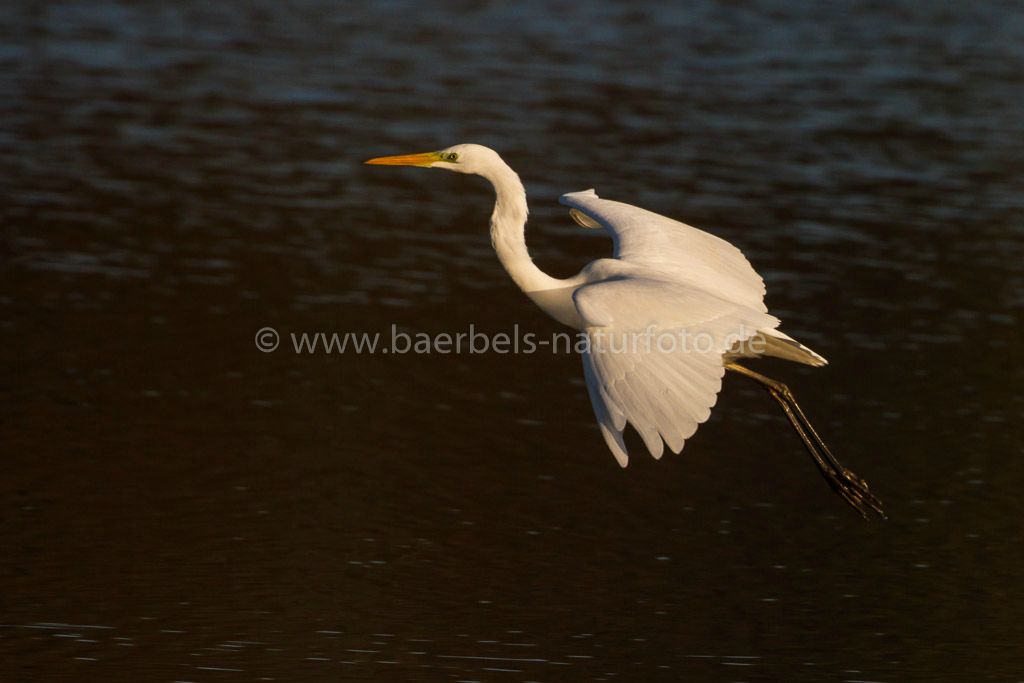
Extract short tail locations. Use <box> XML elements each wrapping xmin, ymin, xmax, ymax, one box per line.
<box><xmin>759</xmin><ymin>329</ymin><xmax>828</xmax><ymax>367</ymax></box>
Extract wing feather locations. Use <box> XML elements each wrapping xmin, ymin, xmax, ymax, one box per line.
<box><xmin>582</xmin><ymin>352</ymin><xmax>629</xmax><ymax>466</ymax></box>
<box><xmin>560</xmin><ymin>189</ymin><xmax>829</xmax><ymax>464</ymax></box>
<box><xmin>576</xmin><ymin>277</ymin><xmax>777</xmax><ymax>464</ymax></box>
<box><xmin>560</xmin><ymin>189</ymin><xmax>767</xmax><ymax>313</ymax></box>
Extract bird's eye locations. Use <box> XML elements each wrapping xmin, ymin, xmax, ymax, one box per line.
<box><xmin>446</xmin><ymin>152</ymin><xmax>459</xmax><ymax>161</ymax></box>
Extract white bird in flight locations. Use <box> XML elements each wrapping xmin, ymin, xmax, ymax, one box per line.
<box><xmin>366</xmin><ymin>144</ymin><xmax>883</xmax><ymax>518</ymax></box>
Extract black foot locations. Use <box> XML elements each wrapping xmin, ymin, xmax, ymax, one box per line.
<box><xmin>819</xmin><ymin>462</ymin><xmax>886</xmax><ymax>520</ymax></box>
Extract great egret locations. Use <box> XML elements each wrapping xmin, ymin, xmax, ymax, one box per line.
<box><xmin>366</xmin><ymin>144</ymin><xmax>884</xmax><ymax>518</ymax></box>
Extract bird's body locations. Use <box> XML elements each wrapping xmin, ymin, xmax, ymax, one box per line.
<box><xmin>366</xmin><ymin>144</ymin><xmax>883</xmax><ymax>517</ymax></box>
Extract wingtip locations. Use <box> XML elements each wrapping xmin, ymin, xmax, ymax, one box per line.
<box><xmin>559</xmin><ymin>188</ymin><xmax>599</xmax><ymax>203</ymax></box>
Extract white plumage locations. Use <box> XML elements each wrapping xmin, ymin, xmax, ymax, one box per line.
<box><xmin>561</xmin><ymin>188</ymin><xmax>825</xmax><ymax>465</ymax></box>
<box><xmin>561</xmin><ymin>189</ymin><xmax>768</xmax><ymax>312</ymax></box>
<box><xmin>366</xmin><ymin>144</ymin><xmax>883</xmax><ymax>517</ymax></box>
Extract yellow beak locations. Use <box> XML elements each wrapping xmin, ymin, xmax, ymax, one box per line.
<box><xmin>364</xmin><ymin>151</ymin><xmax>440</xmax><ymax>167</ymax></box>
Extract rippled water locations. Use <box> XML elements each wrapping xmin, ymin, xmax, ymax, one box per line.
<box><xmin>3</xmin><ymin>1</ymin><xmax>1024</xmax><ymax>681</ymax></box>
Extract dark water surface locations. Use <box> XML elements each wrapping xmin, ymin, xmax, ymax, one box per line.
<box><xmin>3</xmin><ymin>1</ymin><xmax>1024</xmax><ymax>681</ymax></box>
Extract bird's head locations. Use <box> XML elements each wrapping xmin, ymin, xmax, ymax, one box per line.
<box><xmin>364</xmin><ymin>143</ymin><xmax>502</xmax><ymax>176</ymax></box>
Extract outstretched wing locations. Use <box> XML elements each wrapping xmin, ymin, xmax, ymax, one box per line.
<box><xmin>575</xmin><ymin>276</ymin><xmax>779</xmax><ymax>466</ymax></box>
<box><xmin>560</xmin><ymin>189</ymin><xmax>768</xmax><ymax>313</ymax></box>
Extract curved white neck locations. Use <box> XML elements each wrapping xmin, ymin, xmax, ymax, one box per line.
<box><xmin>481</xmin><ymin>161</ymin><xmax>568</xmax><ymax>295</ymax></box>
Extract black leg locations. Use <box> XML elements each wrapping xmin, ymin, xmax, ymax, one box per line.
<box><xmin>725</xmin><ymin>362</ymin><xmax>885</xmax><ymax>519</ymax></box>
